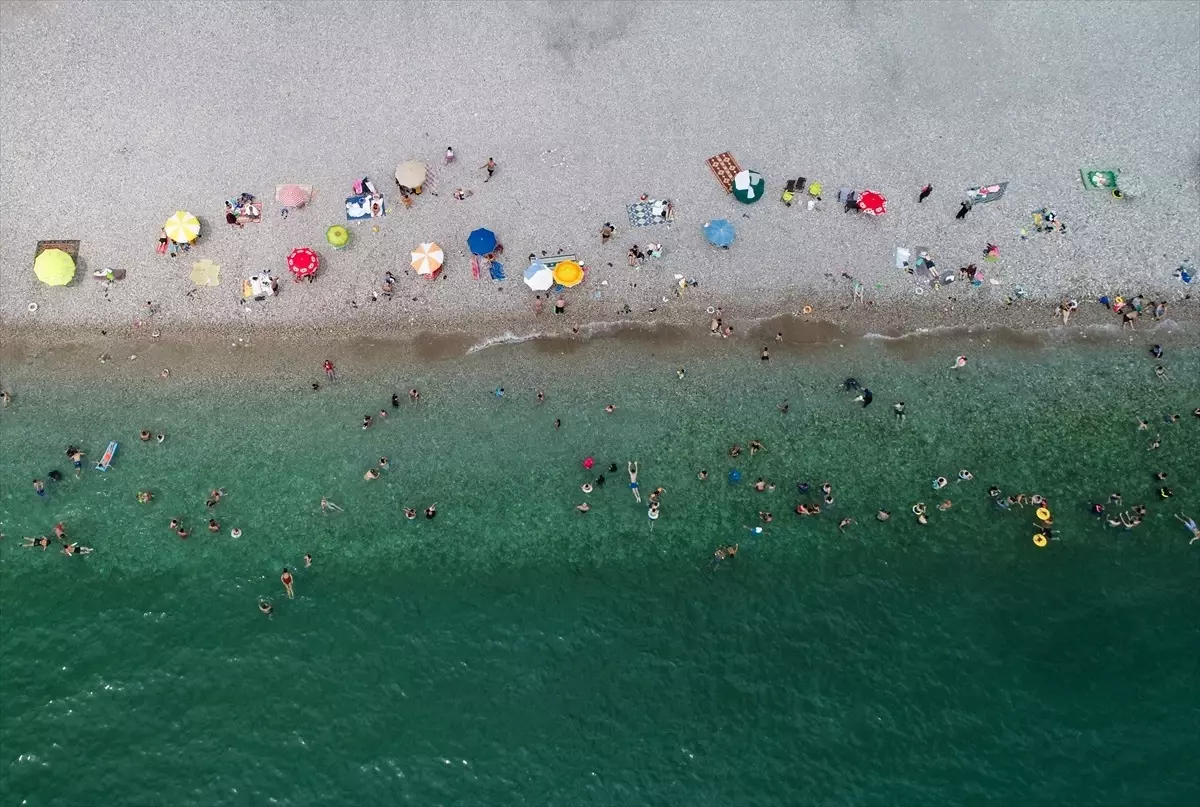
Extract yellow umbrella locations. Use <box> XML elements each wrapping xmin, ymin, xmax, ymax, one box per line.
<box><xmin>189</xmin><ymin>259</ymin><xmax>221</xmax><ymax>286</ymax></box>
<box><xmin>394</xmin><ymin>161</ymin><xmax>427</xmax><ymax>189</ymax></box>
<box><xmin>33</xmin><ymin>248</ymin><xmax>76</xmax><ymax>286</ymax></box>
<box><xmin>552</xmin><ymin>260</ymin><xmax>583</xmax><ymax>288</ymax></box>
<box><xmin>164</xmin><ymin>210</ymin><xmax>201</xmax><ymax>243</ymax></box>
<box><xmin>411</xmin><ymin>242</ymin><xmax>444</xmax><ymax>276</ymax></box>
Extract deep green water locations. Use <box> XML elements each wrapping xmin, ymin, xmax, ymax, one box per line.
<box><xmin>2</xmin><ymin>336</ymin><xmax>1198</xmax><ymax>806</ymax></box>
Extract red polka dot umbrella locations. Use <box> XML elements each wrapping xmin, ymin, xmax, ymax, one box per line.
<box><xmin>857</xmin><ymin>190</ymin><xmax>887</xmax><ymax>216</ymax></box>
<box><xmin>287</xmin><ymin>247</ymin><xmax>320</xmax><ymax>281</ymax></box>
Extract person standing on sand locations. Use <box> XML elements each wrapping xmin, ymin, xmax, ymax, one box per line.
<box><xmin>281</xmin><ymin>568</ymin><xmax>294</xmax><ymax>599</ymax></box>
<box><xmin>445</xmin><ymin>146</ymin><xmax>455</xmax><ymax>165</ymax></box>
<box><xmin>554</xmin><ymin>297</ymin><xmax>566</xmax><ymax>315</ymax></box>
<box><xmin>628</xmin><ymin>461</ymin><xmax>641</xmax><ymax>503</ymax></box>
<box><xmin>601</xmin><ymin>222</ymin><xmax>614</xmax><ymax>243</ymax></box>
<box><xmin>482</xmin><ymin>157</ymin><xmax>496</xmax><ymax>181</ymax></box>
<box><xmin>955</xmin><ymin>200</ymin><xmax>972</xmax><ymax>220</ymax></box>
<box><xmin>534</xmin><ymin>295</ymin><xmax>544</xmax><ymax>316</ymax></box>
<box><xmin>918</xmin><ymin>184</ymin><xmax>933</xmax><ymax>203</ymax></box>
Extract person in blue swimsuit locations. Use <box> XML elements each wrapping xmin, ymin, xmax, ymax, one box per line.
<box><xmin>628</xmin><ymin>461</ymin><xmax>641</xmax><ymax>503</ymax></box>
<box><xmin>33</xmin><ymin>479</ymin><xmax>45</xmax><ymax>497</ymax></box>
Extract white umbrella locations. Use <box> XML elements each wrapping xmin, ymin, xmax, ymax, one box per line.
<box><xmin>523</xmin><ymin>262</ymin><xmax>554</xmax><ymax>291</ymax></box>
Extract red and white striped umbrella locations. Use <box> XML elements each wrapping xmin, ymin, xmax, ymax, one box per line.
<box><xmin>275</xmin><ymin>184</ymin><xmax>312</xmax><ymax>208</ymax></box>
<box><xmin>287</xmin><ymin>247</ymin><xmax>320</xmax><ymax>280</ymax></box>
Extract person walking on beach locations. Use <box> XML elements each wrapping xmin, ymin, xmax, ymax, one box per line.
<box><xmin>955</xmin><ymin>200</ymin><xmax>972</xmax><ymax>220</ymax></box>
<box><xmin>554</xmin><ymin>296</ymin><xmax>566</xmax><ymax>315</ymax></box>
<box><xmin>918</xmin><ymin>183</ymin><xmax>933</xmax><ymax>203</ymax></box>
<box><xmin>281</xmin><ymin>568</ymin><xmax>294</xmax><ymax>599</ymax></box>
<box><xmin>601</xmin><ymin>222</ymin><xmax>614</xmax><ymax>243</ymax></box>
<box><xmin>628</xmin><ymin>461</ymin><xmax>641</xmax><ymax>503</ymax></box>
<box><xmin>445</xmin><ymin>146</ymin><xmax>455</xmax><ymax>165</ymax></box>
<box><xmin>1176</xmin><ymin>514</ymin><xmax>1200</xmax><ymax>544</ymax></box>
<box><xmin>482</xmin><ymin>157</ymin><xmax>496</xmax><ymax>181</ymax></box>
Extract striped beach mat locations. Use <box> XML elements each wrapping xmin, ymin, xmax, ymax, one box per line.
<box><xmin>706</xmin><ymin>152</ymin><xmax>741</xmax><ymax>192</ymax></box>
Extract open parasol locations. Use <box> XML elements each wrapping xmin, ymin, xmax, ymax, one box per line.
<box><xmin>287</xmin><ymin>247</ymin><xmax>320</xmax><ymax>280</ymax></box>
<box><xmin>857</xmin><ymin>190</ymin><xmax>887</xmax><ymax>216</ymax></box>
<box><xmin>411</xmin><ymin>242</ymin><xmax>444</xmax><ymax>276</ymax></box>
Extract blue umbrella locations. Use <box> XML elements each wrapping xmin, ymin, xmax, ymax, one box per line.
<box><xmin>728</xmin><ymin>469</ymin><xmax>742</xmax><ymax>484</ymax></box>
<box><xmin>467</xmin><ymin>228</ymin><xmax>497</xmax><ymax>255</ymax></box>
<box><xmin>704</xmin><ymin>219</ymin><xmax>735</xmax><ymax>247</ymax></box>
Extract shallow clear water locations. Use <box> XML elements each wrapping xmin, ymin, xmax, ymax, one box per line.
<box><xmin>2</xmin><ymin>338</ymin><xmax>1198</xmax><ymax>805</ymax></box>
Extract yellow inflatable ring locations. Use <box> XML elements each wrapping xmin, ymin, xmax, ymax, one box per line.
<box><xmin>1033</xmin><ymin>534</ymin><xmax>1048</xmax><ymax>547</ymax></box>
<box><xmin>1036</xmin><ymin>507</ymin><xmax>1052</xmax><ymax>522</ymax></box>
<box><xmin>802</xmin><ymin>305</ymin><xmax>813</xmax><ymax>314</ymax></box>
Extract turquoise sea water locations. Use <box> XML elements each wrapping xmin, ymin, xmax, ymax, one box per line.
<box><xmin>2</xmin><ymin>336</ymin><xmax>1198</xmax><ymax>806</ymax></box>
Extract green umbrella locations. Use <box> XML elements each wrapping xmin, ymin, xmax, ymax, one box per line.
<box><xmin>34</xmin><ymin>248</ymin><xmax>76</xmax><ymax>286</ymax></box>
<box><xmin>326</xmin><ymin>225</ymin><xmax>350</xmax><ymax>249</ymax></box>
<box><xmin>732</xmin><ymin>170</ymin><xmax>765</xmax><ymax>204</ymax></box>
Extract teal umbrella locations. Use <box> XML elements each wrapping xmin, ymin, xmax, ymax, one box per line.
<box><xmin>732</xmin><ymin>170</ymin><xmax>765</xmax><ymax>204</ymax></box>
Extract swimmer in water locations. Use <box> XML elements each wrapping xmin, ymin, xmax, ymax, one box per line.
<box><xmin>378</xmin><ymin>409</ymin><xmax>388</xmax><ymax>420</ymax></box>
<box><xmin>392</xmin><ymin>393</ymin><xmax>400</xmax><ymax>407</ymax></box>
<box><xmin>176</xmin><ymin>527</ymin><xmax>189</xmax><ymax>539</ymax></box>
<box><xmin>843</xmin><ymin>378</ymin><xmax>859</xmax><ymax>391</ymax></box>
<box><xmin>208</xmin><ymin>519</ymin><xmax>220</xmax><ymax>533</ymax></box>
<box><xmin>1148</xmin><ymin>436</ymin><xmax>1161</xmax><ymax>451</ymax></box>
<box><xmin>304</xmin><ymin>554</ymin><xmax>312</xmax><ymax>568</ymax></box>
<box><xmin>698</xmin><ymin>470</ymin><xmax>708</xmax><ymax>481</ymax></box>
<box><xmin>404</xmin><ymin>508</ymin><xmax>417</xmax><ymax>520</ymax></box>
<box><xmin>1154</xmin><ymin>365</ymin><xmax>1168</xmax><ymax>381</ymax></box>
<box><xmin>23</xmin><ymin>536</ymin><xmax>52</xmax><ymax>550</ymax></box>
<box><xmin>1160</xmin><ymin>487</ymin><xmax>1173</xmax><ymax>499</ymax></box>
<box><xmin>777</xmin><ymin>401</ymin><xmax>789</xmax><ymax>414</ymax></box>
<box><xmin>628</xmin><ymin>461</ymin><xmax>641</xmax><ymax>503</ymax></box>
<box><xmin>206</xmin><ymin>489</ymin><xmax>225</xmax><ymax>508</ymax></box>
<box><xmin>759</xmin><ymin>511</ymin><xmax>774</xmax><ymax>523</ymax></box>
<box><xmin>410</xmin><ymin>388</ymin><xmax>420</xmax><ymax>402</ymax></box>
<box><xmin>554</xmin><ymin>418</ymin><xmax>561</xmax><ymax>430</ymax></box>
<box><xmin>1137</xmin><ymin>419</ymin><xmax>1149</xmax><ymax>431</ymax></box>
<box><xmin>169</xmin><ymin>519</ymin><xmax>180</xmax><ymax>531</ymax></box>
<box><xmin>62</xmin><ymin>543</ymin><xmax>94</xmax><ymax>556</ymax></box>
<box><xmin>595</xmin><ymin>475</ymin><xmax>606</xmax><ymax>487</ymax></box>
<box><xmin>1175</xmin><ymin>514</ymin><xmax>1200</xmax><ymax>544</ymax></box>
<box><xmin>362</xmin><ymin>414</ymin><xmax>373</xmax><ymax>430</ymax></box>
<box><xmin>68</xmin><ymin>448</ymin><xmax>85</xmax><ymax>478</ymax></box>
<box><xmin>156</xmin><ymin>433</ymin><xmax>166</xmax><ymax>444</ymax></box>
<box><xmin>48</xmin><ymin>470</ymin><xmax>62</xmax><ymax>482</ymax></box>
<box><xmin>537</xmin><ymin>390</ymin><xmax>545</xmax><ymax>403</ymax></box>
<box><xmin>958</xmin><ymin>470</ymin><xmax>973</xmax><ymax>481</ymax></box>
<box><xmin>876</xmin><ymin>510</ymin><xmax>891</xmax><ymax>521</ymax></box>
<box><xmin>1150</xmin><ymin>344</ymin><xmax>1163</xmax><ymax>359</ymax></box>
<box><xmin>710</xmin><ymin>543</ymin><xmax>738</xmax><ymax>569</ymax></box>
<box><xmin>379</xmin><ymin>457</ymin><xmax>390</xmax><ymax>470</ymax></box>
<box><xmin>937</xmin><ymin>500</ymin><xmax>952</xmax><ymax>511</ymax></box>
<box><xmin>582</xmin><ymin>483</ymin><xmax>593</xmax><ymax>493</ymax></box>
<box><xmin>934</xmin><ymin>477</ymin><xmax>948</xmax><ymax>490</ymax></box>
<box><xmin>853</xmin><ymin>388</ymin><xmax>873</xmax><ymax>407</ymax></box>
<box><xmin>729</xmin><ymin>444</ymin><xmax>742</xmax><ymax>458</ymax></box>
<box><xmin>494</xmin><ymin>387</ymin><xmax>505</xmax><ymax>398</ymax></box>
<box><xmin>838</xmin><ymin>517</ymin><xmax>853</xmax><ymax>532</ymax></box>
<box><xmin>797</xmin><ymin>481</ymin><xmax>810</xmax><ymax>494</ymax></box>
<box><xmin>893</xmin><ymin>401</ymin><xmax>905</xmax><ymax>423</ymax></box>
<box><xmin>988</xmin><ymin>486</ymin><xmax>1001</xmax><ymax>498</ymax></box>
<box><xmin>140</xmin><ymin>430</ymin><xmax>151</xmax><ymax>441</ymax></box>
<box><xmin>231</xmin><ymin>528</ymin><xmax>242</xmax><ymax>538</ymax></box>
<box><xmin>576</xmin><ymin>502</ymin><xmax>590</xmax><ymax>513</ymax></box>
<box><xmin>364</xmin><ymin>469</ymin><xmax>380</xmax><ymax>480</ymax></box>
<box><xmin>677</xmin><ymin>368</ymin><xmax>686</xmax><ymax>380</ymax></box>
<box><xmin>821</xmin><ymin>482</ymin><xmax>832</xmax><ymax>496</ymax></box>
<box><xmin>425</xmin><ymin>503</ymin><xmax>438</xmax><ymax>519</ymax></box>
<box><xmin>259</xmin><ymin>601</ymin><xmax>274</xmax><ymax>617</ymax></box>
<box><xmin>953</xmin><ymin>355</ymin><xmax>968</xmax><ymax>368</ymax></box>
<box><xmin>648</xmin><ymin>503</ymin><xmax>660</xmax><ymax>521</ymax></box>
<box><xmin>749</xmin><ymin>440</ymin><xmax>764</xmax><ymax>455</ymax></box>
<box><xmin>1155</xmin><ymin>472</ymin><xmax>1167</xmax><ymax>481</ymax></box>
<box><xmin>320</xmin><ymin>497</ymin><xmax>343</xmax><ymax>512</ymax></box>
<box><xmin>281</xmin><ymin>568</ymin><xmax>294</xmax><ymax>599</ymax></box>
<box><xmin>754</xmin><ymin>478</ymin><xmax>767</xmax><ymax>492</ymax></box>
<box><xmin>604</xmin><ymin>404</ymin><xmax>616</xmax><ymax>414</ymax></box>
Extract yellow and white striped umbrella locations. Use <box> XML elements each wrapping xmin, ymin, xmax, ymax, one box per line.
<box><xmin>164</xmin><ymin>210</ymin><xmax>201</xmax><ymax>243</ymax></box>
<box><xmin>411</xmin><ymin>242</ymin><xmax>444</xmax><ymax>276</ymax></box>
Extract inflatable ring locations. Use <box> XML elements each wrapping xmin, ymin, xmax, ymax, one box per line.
<box><xmin>706</xmin><ymin>306</ymin><xmax>715</xmax><ymax>314</ymax></box>
<box><xmin>27</xmin><ymin>302</ymin><xmax>38</xmax><ymax>312</ymax></box>
<box><xmin>1033</xmin><ymin>534</ymin><xmax>1048</xmax><ymax>547</ymax></box>
<box><xmin>914</xmin><ymin>287</ymin><xmax>925</xmax><ymax>296</ymax></box>
<box><xmin>1036</xmin><ymin>507</ymin><xmax>1052</xmax><ymax>522</ymax></box>
<box><xmin>802</xmin><ymin>305</ymin><xmax>813</xmax><ymax>314</ymax></box>
<box><xmin>912</xmin><ymin>503</ymin><xmax>926</xmax><ymax>515</ymax></box>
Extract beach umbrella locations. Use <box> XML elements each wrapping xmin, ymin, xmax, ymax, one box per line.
<box><xmin>703</xmin><ymin>219</ymin><xmax>735</xmax><ymax>247</ymax></box>
<box><xmin>189</xmin><ymin>259</ymin><xmax>221</xmax><ymax>286</ymax></box>
<box><xmin>411</xmin><ymin>242</ymin><xmax>444</xmax><ymax>276</ymax></box>
<box><xmin>523</xmin><ymin>261</ymin><xmax>554</xmax><ymax>291</ymax></box>
<box><xmin>552</xmin><ymin>260</ymin><xmax>583</xmax><ymax>288</ymax></box>
<box><xmin>287</xmin><ymin>247</ymin><xmax>320</xmax><ymax>280</ymax></box>
<box><xmin>33</xmin><ymin>248</ymin><xmax>75</xmax><ymax>286</ymax></box>
<box><xmin>467</xmin><ymin>228</ymin><xmax>497</xmax><ymax>255</ymax></box>
<box><xmin>857</xmin><ymin>190</ymin><xmax>887</xmax><ymax>216</ymax></box>
<box><xmin>394</xmin><ymin>161</ymin><xmax>427</xmax><ymax>189</ymax></box>
<box><xmin>326</xmin><ymin>225</ymin><xmax>350</xmax><ymax>249</ymax></box>
<box><xmin>163</xmin><ymin>210</ymin><xmax>201</xmax><ymax>243</ymax></box>
<box><xmin>732</xmin><ymin>170</ymin><xmax>765</xmax><ymax>204</ymax></box>
<box><xmin>275</xmin><ymin>184</ymin><xmax>312</xmax><ymax>207</ymax></box>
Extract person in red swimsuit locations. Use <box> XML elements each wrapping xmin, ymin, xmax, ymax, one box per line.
<box><xmin>281</xmin><ymin>568</ymin><xmax>294</xmax><ymax>599</ymax></box>
<box><xmin>323</xmin><ymin>360</ymin><xmax>335</xmax><ymax>380</ymax></box>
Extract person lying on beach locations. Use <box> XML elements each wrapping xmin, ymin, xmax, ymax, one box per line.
<box><xmin>23</xmin><ymin>536</ymin><xmax>51</xmax><ymax>550</ymax></box>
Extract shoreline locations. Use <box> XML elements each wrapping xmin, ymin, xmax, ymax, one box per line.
<box><xmin>3</xmin><ymin>297</ymin><xmax>1195</xmax><ymax>389</ymax></box>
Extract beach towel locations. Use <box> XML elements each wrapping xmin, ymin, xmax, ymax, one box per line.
<box><xmin>471</xmin><ymin>255</ymin><xmax>481</xmax><ymax>280</ymax></box>
<box><xmin>628</xmin><ymin>201</ymin><xmax>656</xmax><ymax>227</ymax></box>
<box><xmin>965</xmin><ymin>182</ymin><xmax>1008</xmax><ymax>205</ymax></box>
<box><xmin>345</xmin><ymin>194</ymin><xmax>386</xmax><ymax>220</ymax></box>
<box><xmin>489</xmin><ymin>260</ymin><xmax>505</xmax><ymax>281</ymax></box>
<box><xmin>706</xmin><ymin>152</ymin><xmax>741</xmax><ymax>192</ymax></box>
